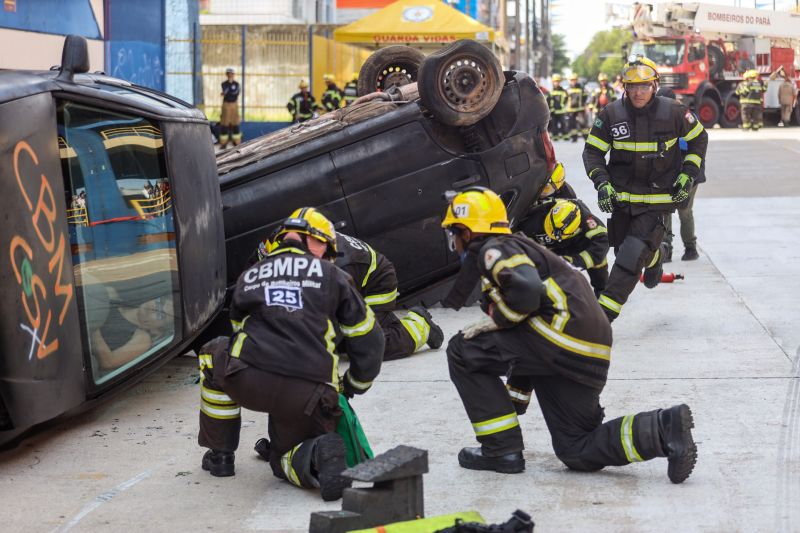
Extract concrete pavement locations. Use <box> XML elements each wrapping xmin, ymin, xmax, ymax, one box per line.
<box><xmin>1</xmin><ymin>127</ymin><xmax>799</xmax><ymax>532</ymax></box>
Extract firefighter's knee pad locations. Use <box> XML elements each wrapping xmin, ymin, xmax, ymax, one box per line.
<box><xmin>615</xmin><ymin>237</ymin><xmax>648</xmax><ymax>275</ymax></box>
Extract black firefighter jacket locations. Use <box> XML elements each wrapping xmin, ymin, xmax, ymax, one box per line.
<box><xmin>474</xmin><ymin>233</ymin><xmax>612</xmax><ymax>390</ymax></box>
<box><xmin>335</xmin><ymin>232</ymin><xmax>398</xmax><ymax>313</ymax></box>
<box><xmin>229</xmin><ymin>239</ymin><xmax>384</xmax><ymax>392</ymax></box>
<box><xmin>583</xmin><ymin>95</ymin><xmax>708</xmax><ymax>213</ymax></box>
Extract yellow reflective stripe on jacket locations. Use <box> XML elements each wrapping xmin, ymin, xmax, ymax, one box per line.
<box><xmin>230</xmin><ymin>315</ymin><xmax>249</xmax><ymax>333</ymax></box>
<box><xmin>361</xmin><ymin>245</ymin><xmax>378</xmax><ymax>288</ymax></box>
<box><xmin>543</xmin><ymin>278</ymin><xmax>570</xmax><ymax>331</ymax></box>
<box><xmin>684</xmin><ymin>153</ymin><xmax>702</xmax><ymax>168</ymax></box>
<box><xmin>528</xmin><ymin>316</ymin><xmax>611</xmax><ymax>360</ymax></box>
<box><xmin>347</xmin><ymin>371</ymin><xmax>372</xmax><ymax>391</ymax></box>
<box><xmin>598</xmin><ymin>294</ymin><xmax>622</xmax><ymax>314</ymax></box>
<box><xmin>200</xmin><ymin>403</ymin><xmax>241</xmax><ymax>419</ymax></box>
<box><xmin>491</xmin><ymin>254</ymin><xmax>535</xmax><ymax>284</ymax></box>
<box><xmin>324</xmin><ymin>320</ymin><xmax>339</xmax><ymax>388</ymax></box>
<box><xmin>230</xmin><ymin>332</ymin><xmax>247</xmax><ymax>358</ymax></box>
<box><xmin>612</xmin><ymin>138</ymin><xmax>677</xmax><ymax>152</ymax></box>
<box><xmin>487</xmin><ymin>286</ymin><xmax>528</xmax><ymax>323</ymax></box>
<box><xmin>683</xmin><ymin>121</ymin><xmax>704</xmax><ymax>141</ymax></box>
<box><xmin>472</xmin><ymin>412</ymin><xmax>520</xmax><ymax>436</ymax></box>
<box><xmin>588</xmin><ymin>167</ymin><xmax>604</xmax><ymax>179</ymax></box>
<box><xmin>365</xmin><ymin>288</ymin><xmax>398</xmax><ymax>307</ymax></box>
<box><xmin>340</xmin><ymin>307</ymin><xmax>376</xmax><ymax>337</ymax></box>
<box><xmin>647</xmin><ymin>248</ymin><xmax>661</xmax><ymax>268</ymax></box>
<box><xmin>616</xmin><ymin>191</ymin><xmax>674</xmax><ymax>204</ymax></box>
<box><xmin>585</xmin><ymin>226</ymin><xmax>608</xmax><ymax>239</ymax></box>
<box><xmin>579</xmin><ymin>250</ymin><xmax>595</xmax><ymax>269</ymax></box>
<box><xmin>268</xmin><ymin>246</ymin><xmax>306</xmax><ymax>257</ymax></box>
<box><xmin>621</xmin><ymin>414</ymin><xmax>644</xmax><ymax>462</ymax></box>
<box><xmin>198</xmin><ymin>353</ymin><xmax>214</xmax><ymax>371</ymax></box>
<box><xmin>586</xmin><ymin>134</ymin><xmax>610</xmax><ymax>152</ymax></box>
<box><xmin>401</xmin><ymin>310</ymin><xmax>430</xmax><ymax>351</ymax></box>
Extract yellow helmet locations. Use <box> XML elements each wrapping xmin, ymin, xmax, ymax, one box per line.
<box><xmin>552</xmin><ymin>74</ymin><xmax>562</xmax><ymax>83</ymax></box>
<box><xmin>298</xmin><ymin>79</ymin><xmax>309</xmax><ymax>89</ymax></box>
<box><xmin>352</xmin><ymin>71</ymin><xmax>359</xmax><ymax>81</ymax></box>
<box><xmin>273</xmin><ymin>207</ymin><xmax>337</xmax><ymax>258</ymax></box>
<box><xmin>598</xmin><ymin>72</ymin><xmax>609</xmax><ymax>82</ymax></box>
<box><xmin>621</xmin><ymin>55</ymin><xmax>659</xmax><ymax>84</ymax></box>
<box><xmin>544</xmin><ymin>200</ymin><xmax>582</xmax><ymax>242</ymax></box>
<box><xmin>539</xmin><ymin>162</ymin><xmax>566</xmax><ymax>198</ymax></box>
<box><xmin>323</xmin><ymin>73</ymin><xmax>334</xmax><ymax>82</ymax></box>
<box><xmin>569</xmin><ymin>73</ymin><xmax>578</xmax><ymax>81</ymax></box>
<box><xmin>441</xmin><ymin>187</ymin><xmax>511</xmax><ymax>235</ymax></box>
<box><xmin>743</xmin><ymin>69</ymin><xmax>758</xmax><ymax>79</ymax></box>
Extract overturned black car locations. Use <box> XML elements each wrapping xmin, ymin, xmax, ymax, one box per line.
<box><xmin>217</xmin><ymin>40</ymin><xmax>555</xmax><ymax>302</ymax></box>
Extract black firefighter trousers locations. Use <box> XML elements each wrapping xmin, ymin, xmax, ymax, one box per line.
<box><xmin>598</xmin><ymin>209</ymin><xmax>667</xmax><ymax>321</ymax></box>
<box><xmin>447</xmin><ymin>332</ymin><xmax>666</xmax><ymax>471</ymax></box>
<box><xmin>197</xmin><ymin>337</ymin><xmax>341</xmax><ymax>489</ymax></box>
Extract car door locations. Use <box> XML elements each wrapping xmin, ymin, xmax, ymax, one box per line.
<box><xmin>333</xmin><ymin>118</ymin><xmax>486</xmax><ymax>290</ymax></box>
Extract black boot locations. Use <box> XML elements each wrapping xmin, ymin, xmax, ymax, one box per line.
<box><xmin>313</xmin><ymin>433</ymin><xmax>352</xmax><ymax>501</ymax></box>
<box><xmin>409</xmin><ymin>306</ymin><xmax>444</xmax><ymax>350</ymax></box>
<box><xmin>681</xmin><ymin>246</ymin><xmax>699</xmax><ymax>261</ymax></box>
<box><xmin>458</xmin><ymin>447</ymin><xmax>525</xmax><ymax>474</ymax></box>
<box><xmin>202</xmin><ymin>450</ymin><xmax>235</xmax><ymax>477</ymax></box>
<box><xmin>658</xmin><ymin>404</ymin><xmax>697</xmax><ymax>484</ymax></box>
<box><xmin>254</xmin><ymin>438</ymin><xmax>270</xmax><ymax>462</ymax></box>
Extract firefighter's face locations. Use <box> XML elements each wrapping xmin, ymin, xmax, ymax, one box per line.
<box><xmin>626</xmin><ymin>82</ymin><xmax>655</xmax><ymax>108</ymax></box>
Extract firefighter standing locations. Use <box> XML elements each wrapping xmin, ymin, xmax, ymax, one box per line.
<box><xmin>321</xmin><ymin>74</ymin><xmax>344</xmax><ymax>112</ymax></box>
<box><xmin>770</xmin><ymin>66</ymin><xmax>796</xmax><ymax>127</ymax></box>
<box><xmin>517</xmin><ymin>198</ymin><xmax>610</xmax><ymax>297</ymax></box>
<box><xmin>589</xmin><ymin>73</ymin><xmax>617</xmax><ymax>115</ymax></box>
<box><xmin>736</xmin><ymin>70</ymin><xmax>767</xmax><ymax>131</ymax></box>
<box><xmin>343</xmin><ymin>72</ymin><xmax>359</xmax><ymax>107</ymax></box>
<box><xmin>219</xmin><ymin>67</ymin><xmax>242</xmax><ymax>147</ymax></box>
<box><xmin>287</xmin><ymin>80</ymin><xmax>322</xmax><ymax>123</ymax></box>
<box><xmin>583</xmin><ymin>56</ymin><xmax>708</xmax><ymax>322</ymax></box>
<box><xmin>258</xmin><ymin>231</ymin><xmax>445</xmax><ymax>360</ymax></box>
<box><xmin>441</xmin><ymin>188</ymin><xmax>697</xmax><ymax>483</ymax></box>
<box><xmin>198</xmin><ymin>208</ymin><xmax>384</xmax><ymax>501</ymax></box>
<box><xmin>547</xmin><ymin>74</ymin><xmax>569</xmax><ymax>141</ymax></box>
<box><xmin>566</xmin><ymin>74</ymin><xmax>587</xmax><ymax>142</ymax></box>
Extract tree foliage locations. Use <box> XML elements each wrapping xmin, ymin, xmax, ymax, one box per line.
<box><xmin>551</xmin><ymin>34</ymin><xmax>570</xmax><ymax>75</ymax></box>
<box><xmin>571</xmin><ymin>28</ymin><xmax>633</xmax><ymax>81</ymax></box>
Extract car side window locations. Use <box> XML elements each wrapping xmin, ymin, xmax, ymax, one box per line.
<box><xmin>57</xmin><ymin>100</ymin><xmax>181</xmax><ymax>385</ymax></box>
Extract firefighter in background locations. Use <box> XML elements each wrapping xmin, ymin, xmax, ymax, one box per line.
<box><xmin>198</xmin><ymin>208</ymin><xmax>384</xmax><ymax>501</ymax></box>
<box><xmin>736</xmin><ymin>69</ymin><xmax>767</xmax><ymax>131</ymax></box>
<box><xmin>343</xmin><ymin>71</ymin><xmax>359</xmax><ymax>107</ymax></box>
<box><xmin>517</xmin><ymin>198</ymin><xmax>610</xmax><ymax>297</ymax></box>
<box><xmin>287</xmin><ymin>80</ymin><xmax>322</xmax><ymax>123</ymax></box>
<box><xmin>219</xmin><ymin>67</ymin><xmax>242</xmax><ymax>147</ymax></box>
<box><xmin>566</xmin><ymin>74</ymin><xmax>587</xmax><ymax>142</ymax></box>
<box><xmin>441</xmin><ymin>188</ymin><xmax>697</xmax><ymax>483</ymax></box>
<box><xmin>258</xmin><ymin>231</ymin><xmax>444</xmax><ymax>360</ymax></box>
<box><xmin>546</xmin><ymin>74</ymin><xmax>569</xmax><ymax>141</ymax></box>
<box><xmin>589</xmin><ymin>73</ymin><xmax>617</xmax><ymax>115</ymax></box>
<box><xmin>321</xmin><ymin>74</ymin><xmax>344</xmax><ymax>112</ymax></box>
<box><xmin>583</xmin><ymin>56</ymin><xmax>708</xmax><ymax>322</ymax></box>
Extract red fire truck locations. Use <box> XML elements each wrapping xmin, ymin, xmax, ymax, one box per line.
<box><xmin>621</xmin><ymin>2</ymin><xmax>800</xmax><ymax>127</ymax></box>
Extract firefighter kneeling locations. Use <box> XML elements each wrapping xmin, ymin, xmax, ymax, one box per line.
<box><xmin>197</xmin><ymin>208</ymin><xmax>384</xmax><ymax>501</ymax></box>
<box><xmin>441</xmin><ymin>188</ymin><xmax>697</xmax><ymax>483</ymax></box>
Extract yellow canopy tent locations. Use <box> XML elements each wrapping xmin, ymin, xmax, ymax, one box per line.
<box><xmin>334</xmin><ymin>0</ymin><xmax>495</xmax><ymax>47</ymax></box>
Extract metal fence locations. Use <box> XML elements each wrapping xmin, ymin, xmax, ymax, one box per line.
<box><xmin>193</xmin><ymin>24</ymin><xmax>371</xmax><ymax>123</ymax></box>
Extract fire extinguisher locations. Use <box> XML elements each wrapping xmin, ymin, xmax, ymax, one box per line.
<box><xmin>640</xmin><ymin>272</ymin><xmax>684</xmax><ymax>283</ymax></box>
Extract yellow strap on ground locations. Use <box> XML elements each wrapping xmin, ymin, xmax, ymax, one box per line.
<box><xmin>348</xmin><ymin>512</ymin><xmax>486</xmax><ymax>533</ymax></box>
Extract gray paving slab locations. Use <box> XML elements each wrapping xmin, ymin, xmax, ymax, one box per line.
<box><xmin>1</xmin><ymin>129</ymin><xmax>799</xmax><ymax>532</ymax></box>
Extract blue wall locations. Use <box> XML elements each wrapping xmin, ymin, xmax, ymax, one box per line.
<box><xmin>106</xmin><ymin>0</ymin><xmax>165</xmax><ymax>91</ymax></box>
<box><xmin>0</xmin><ymin>0</ymin><xmax>100</xmax><ymax>38</ymax></box>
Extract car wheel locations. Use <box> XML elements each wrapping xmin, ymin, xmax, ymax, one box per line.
<box><xmin>718</xmin><ymin>95</ymin><xmax>740</xmax><ymax>128</ymax></box>
<box><xmin>418</xmin><ymin>39</ymin><xmax>504</xmax><ymax>127</ymax></box>
<box><xmin>357</xmin><ymin>46</ymin><xmax>425</xmax><ymax>96</ymax></box>
<box><xmin>696</xmin><ymin>96</ymin><xmax>719</xmax><ymax>128</ymax></box>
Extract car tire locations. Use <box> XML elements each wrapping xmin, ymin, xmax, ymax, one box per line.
<box><xmin>357</xmin><ymin>46</ymin><xmax>425</xmax><ymax>96</ymax></box>
<box><xmin>696</xmin><ymin>96</ymin><xmax>719</xmax><ymax>128</ymax></box>
<box><xmin>418</xmin><ymin>39</ymin><xmax>504</xmax><ymax>127</ymax></box>
<box><xmin>718</xmin><ymin>95</ymin><xmax>740</xmax><ymax>128</ymax></box>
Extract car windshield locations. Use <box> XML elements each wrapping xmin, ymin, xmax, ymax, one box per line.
<box><xmin>631</xmin><ymin>40</ymin><xmax>686</xmax><ymax>67</ymax></box>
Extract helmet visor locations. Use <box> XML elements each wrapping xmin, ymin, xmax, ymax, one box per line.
<box><xmin>622</xmin><ymin>64</ymin><xmax>658</xmax><ymax>83</ymax></box>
